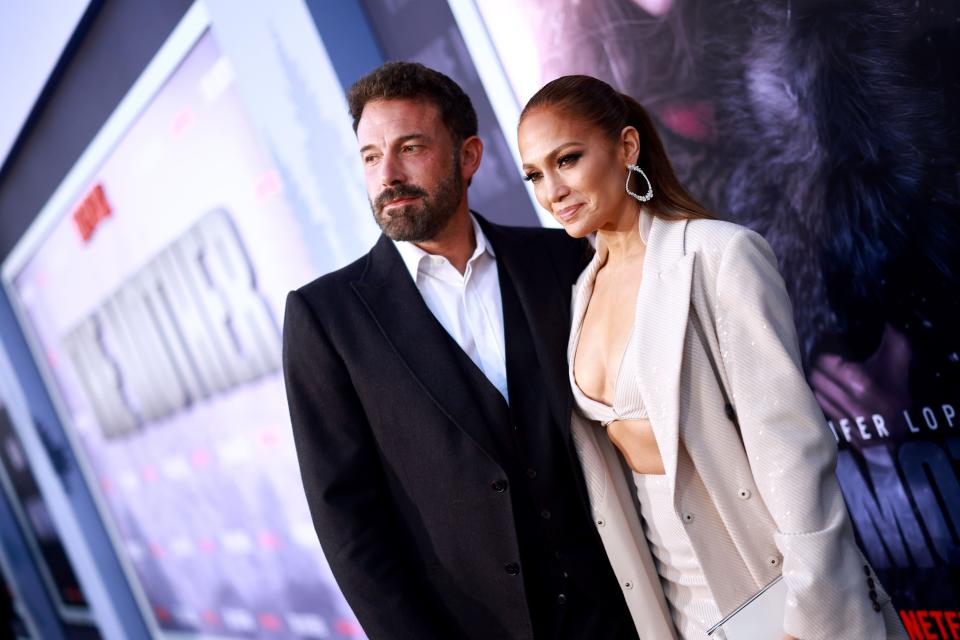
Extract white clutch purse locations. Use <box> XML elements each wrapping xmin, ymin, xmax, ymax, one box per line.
<box><xmin>706</xmin><ymin>575</ymin><xmax>787</xmax><ymax>639</ymax></box>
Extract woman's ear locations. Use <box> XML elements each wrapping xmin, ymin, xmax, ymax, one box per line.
<box><xmin>620</xmin><ymin>126</ymin><xmax>641</xmax><ymax>165</ymax></box>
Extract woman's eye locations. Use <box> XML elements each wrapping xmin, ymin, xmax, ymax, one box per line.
<box><xmin>522</xmin><ymin>171</ymin><xmax>542</xmax><ymax>183</ymax></box>
<box><xmin>558</xmin><ymin>152</ymin><xmax>581</xmax><ymax>168</ymax></box>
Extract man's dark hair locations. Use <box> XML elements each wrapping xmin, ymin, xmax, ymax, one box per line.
<box><xmin>347</xmin><ymin>61</ymin><xmax>478</xmax><ymax>146</ymax></box>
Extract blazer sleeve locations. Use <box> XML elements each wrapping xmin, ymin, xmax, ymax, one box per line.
<box><xmin>282</xmin><ymin>290</ymin><xmax>458</xmax><ymax>639</ymax></box>
<box><xmin>713</xmin><ymin>230</ymin><xmax>888</xmax><ymax>639</ymax></box>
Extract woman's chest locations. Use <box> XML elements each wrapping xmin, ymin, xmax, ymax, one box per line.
<box><xmin>574</xmin><ymin>266</ymin><xmax>645</xmax><ymax>402</ymax></box>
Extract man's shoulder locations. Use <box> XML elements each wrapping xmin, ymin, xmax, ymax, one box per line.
<box><xmin>486</xmin><ymin>220</ymin><xmax>588</xmax><ymax>255</ymax></box>
<box><xmin>293</xmin><ymin>250</ymin><xmax>371</xmax><ymax>303</ymax></box>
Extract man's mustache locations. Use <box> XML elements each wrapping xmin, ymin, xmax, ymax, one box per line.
<box><xmin>375</xmin><ymin>184</ymin><xmax>428</xmax><ymax>211</ymax></box>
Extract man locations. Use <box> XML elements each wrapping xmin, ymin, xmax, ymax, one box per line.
<box><xmin>282</xmin><ymin>62</ymin><xmax>637</xmax><ymax>639</ymax></box>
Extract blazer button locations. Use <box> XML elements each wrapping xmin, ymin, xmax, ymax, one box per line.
<box><xmin>504</xmin><ymin>562</ymin><xmax>520</xmax><ymax>576</ymax></box>
<box><xmin>490</xmin><ymin>479</ymin><xmax>508</xmax><ymax>492</ymax></box>
<box><xmin>737</xmin><ymin>488</ymin><xmax>751</xmax><ymax>500</ymax></box>
<box><xmin>557</xmin><ymin>593</ymin><xmax>567</xmax><ymax>605</ymax></box>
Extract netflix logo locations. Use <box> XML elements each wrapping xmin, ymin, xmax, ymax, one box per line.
<box><xmin>72</xmin><ymin>183</ymin><xmax>112</xmax><ymax>242</ymax></box>
<box><xmin>901</xmin><ymin>610</ymin><xmax>960</xmax><ymax>639</ymax></box>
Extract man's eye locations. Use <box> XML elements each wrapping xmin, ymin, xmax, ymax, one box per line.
<box><xmin>401</xmin><ymin>145</ymin><xmax>421</xmax><ymax>153</ymax></box>
<box><xmin>522</xmin><ymin>172</ymin><xmax>542</xmax><ymax>183</ymax></box>
<box><xmin>558</xmin><ymin>152</ymin><xmax>581</xmax><ymax>168</ymax></box>
<box><xmin>363</xmin><ymin>155</ymin><xmax>379</xmax><ymax>164</ymax></box>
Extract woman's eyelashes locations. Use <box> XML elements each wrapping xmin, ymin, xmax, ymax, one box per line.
<box><xmin>557</xmin><ymin>151</ymin><xmax>582</xmax><ymax>168</ymax></box>
<box><xmin>522</xmin><ymin>151</ymin><xmax>584</xmax><ymax>182</ymax></box>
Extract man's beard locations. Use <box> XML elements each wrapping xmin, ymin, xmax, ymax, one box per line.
<box><xmin>370</xmin><ymin>160</ymin><xmax>463</xmax><ymax>242</ymax></box>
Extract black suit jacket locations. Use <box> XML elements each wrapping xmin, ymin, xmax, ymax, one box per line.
<box><xmin>282</xmin><ymin>215</ymin><xmax>592</xmax><ymax>639</ymax></box>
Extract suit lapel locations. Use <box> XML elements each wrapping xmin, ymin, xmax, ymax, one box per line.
<box><xmin>351</xmin><ymin>235</ymin><xmax>504</xmax><ymax>462</ymax></box>
<box><xmin>635</xmin><ymin>216</ymin><xmax>695</xmax><ymax>493</ymax></box>
<box><xmin>479</xmin><ymin>219</ymin><xmax>574</xmax><ymax>439</ymax></box>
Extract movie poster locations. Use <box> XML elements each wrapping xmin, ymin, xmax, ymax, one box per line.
<box><xmin>459</xmin><ymin>0</ymin><xmax>960</xmax><ymax>633</ymax></box>
<box><xmin>0</xmin><ymin>405</ymin><xmax>99</xmax><ymax>637</ymax></box>
<box><xmin>2</xmin><ymin>3</ymin><xmax>376</xmax><ymax>637</ymax></box>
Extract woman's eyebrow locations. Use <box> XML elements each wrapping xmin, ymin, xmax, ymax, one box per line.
<box><xmin>522</xmin><ymin>141</ymin><xmax>584</xmax><ymax>170</ymax></box>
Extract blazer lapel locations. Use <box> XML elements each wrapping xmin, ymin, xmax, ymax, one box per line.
<box><xmin>635</xmin><ymin>216</ymin><xmax>695</xmax><ymax>492</ymax></box>
<box><xmin>351</xmin><ymin>235</ymin><xmax>504</xmax><ymax>462</ymax></box>
<box><xmin>479</xmin><ymin>219</ymin><xmax>575</xmax><ymax>439</ymax></box>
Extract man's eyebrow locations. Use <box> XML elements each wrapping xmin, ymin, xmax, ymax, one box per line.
<box><xmin>397</xmin><ymin>133</ymin><xmax>429</xmax><ymax>144</ymax></box>
<box><xmin>521</xmin><ymin>141</ymin><xmax>583</xmax><ymax>170</ymax></box>
<box><xmin>359</xmin><ymin>133</ymin><xmax>431</xmax><ymax>156</ymax></box>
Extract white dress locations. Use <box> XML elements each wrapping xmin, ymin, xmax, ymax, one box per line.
<box><xmin>569</xmin><ymin>263</ymin><xmax>725</xmax><ymax>640</ymax></box>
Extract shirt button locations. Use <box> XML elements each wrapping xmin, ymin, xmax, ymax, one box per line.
<box><xmin>490</xmin><ymin>479</ymin><xmax>508</xmax><ymax>492</ymax></box>
<box><xmin>681</xmin><ymin>512</ymin><xmax>694</xmax><ymax>524</ymax></box>
<box><xmin>738</xmin><ymin>488</ymin><xmax>751</xmax><ymax>500</ymax></box>
<box><xmin>540</xmin><ymin>509</ymin><xmax>552</xmax><ymax>520</ymax></box>
<box><xmin>504</xmin><ymin>562</ymin><xmax>520</xmax><ymax>576</ymax></box>
<box><xmin>526</xmin><ymin>468</ymin><xmax>538</xmax><ymax>479</ymax></box>
<box><xmin>767</xmin><ymin>555</ymin><xmax>781</xmax><ymax>567</ymax></box>
<box><xmin>557</xmin><ymin>593</ymin><xmax>567</xmax><ymax>605</ymax></box>
<box><xmin>596</xmin><ymin>518</ymin><xmax>606</xmax><ymax>527</ymax></box>
<box><xmin>623</xmin><ymin>580</ymin><xmax>634</xmax><ymax>590</ymax></box>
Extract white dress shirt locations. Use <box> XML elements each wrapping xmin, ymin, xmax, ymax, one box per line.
<box><xmin>392</xmin><ymin>215</ymin><xmax>508</xmax><ymax>401</ymax></box>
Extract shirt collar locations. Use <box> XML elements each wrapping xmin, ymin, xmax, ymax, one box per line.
<box><xmin>392</xmin><ymin>213</ymin><xmax>495</xmax><ymax>282</ymax></box>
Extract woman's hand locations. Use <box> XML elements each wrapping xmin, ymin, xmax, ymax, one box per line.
<box><xmin>809</xmin><ymin>323</ymin><xmax>911</xmax><ymax>424</ymax></box>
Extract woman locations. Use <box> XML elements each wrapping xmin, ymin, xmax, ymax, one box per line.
<box><xmin>517</xmin><ymin>75</ymin><xmax>906</xmax><ymax>639</ymax></box>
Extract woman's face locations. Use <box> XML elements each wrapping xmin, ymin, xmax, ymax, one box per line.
<box><xmin>518</xmin><ymin>107</ymin><xmax>638</xmax><ymax>237</ymax></box>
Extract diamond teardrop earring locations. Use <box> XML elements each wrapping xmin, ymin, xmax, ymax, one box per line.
<box><xmin>625</xmin><ymin>164</ymin><xmax>653</xmax><ymax>202</ymax></box>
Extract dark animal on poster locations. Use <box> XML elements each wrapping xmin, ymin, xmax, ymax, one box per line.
<box><xmin>524</xmin><ymin>0</ymin><xmax>960</xmax><ymax>420</ymax></box>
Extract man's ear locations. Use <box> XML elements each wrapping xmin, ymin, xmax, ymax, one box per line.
<box><xmin>460</xmin><ymin>135</ymin><xmax>484</xmax><ymax>184</ymax></box>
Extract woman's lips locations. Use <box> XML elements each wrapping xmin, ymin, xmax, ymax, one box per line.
<box><xmin>555</xmin><ymin>204</ymin><xmax>582</xmax><ymax>221</ymax></box>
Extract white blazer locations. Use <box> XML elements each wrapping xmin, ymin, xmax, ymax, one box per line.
<box><xmin>568</xmin><ymin>211</ymin><xmax>907</xmax><ymax>639</ymax></box>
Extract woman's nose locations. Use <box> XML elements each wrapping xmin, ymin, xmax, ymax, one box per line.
<box><xmin>546</xmin><ymin>175</ymin><xmax>571</xmax><ymax>203</ymax></box>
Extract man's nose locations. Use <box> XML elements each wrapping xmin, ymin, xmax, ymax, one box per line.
<box><xmin>379</xmin><ymin>152</ymin><xmax>406</xmax><ymax>187</ymax></box>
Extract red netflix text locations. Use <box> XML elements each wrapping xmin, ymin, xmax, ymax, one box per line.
<box><xmin>901</xmin><ymin>610</ymin><xmax>960</xmax><ymax>639</ymax></box>
<box><xmin>72</xmin><ymin>183</ymin><xmax>112</xmax><ymax>242</ymax></box>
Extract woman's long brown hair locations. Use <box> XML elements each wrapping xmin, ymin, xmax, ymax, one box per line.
<box><xmin>520</xmin><ymin>75</ymin><xmax>713</xmax><ymax>221</ymax></box>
